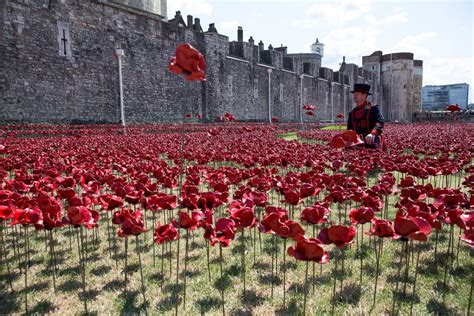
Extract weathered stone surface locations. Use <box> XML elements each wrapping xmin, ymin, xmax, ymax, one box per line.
<box><xmin>1</xmin><ymin>1</ymin><xmax>414</xmax><ymax>124</ymax></box>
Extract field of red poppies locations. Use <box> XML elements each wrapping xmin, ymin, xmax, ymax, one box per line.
<box><xmin>0</xmin><ymin>122</ymin><xmax>473</xmax><ymax>315</ymax></box>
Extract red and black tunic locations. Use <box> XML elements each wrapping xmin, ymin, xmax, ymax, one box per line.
<box><xmin>347</xmin><ymin>101</ymin><xmax>384</xmax><ymax>138</ymax></box>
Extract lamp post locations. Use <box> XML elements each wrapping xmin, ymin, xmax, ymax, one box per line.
<box><xmin>267</xmin><ymin>68</ymin><xmax>272</xmax><ymax>123</ymax></box>
<box><xmin>115</xmin><ymin>48</ymin><xmax>125</xmax><ymax>128</ymax></box>
<box><xmin>300</xmin><ymin>74</ymin><xmax>304</xmax><ymax>124</ymax></box>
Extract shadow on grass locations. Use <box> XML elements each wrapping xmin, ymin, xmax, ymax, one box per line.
<box><xmin>253</xmin><ymin>261</ymin><xmax>270</xmax><ymax>270</ymax></box>
<box><xmin>119</xmin><ymin>290</ymin><xmax>149</xmax><ymax>314</ymax></box>
<box><xmin>258</xmin><ymin>274</ymin><xmax>282</xmax><ymax>286</ymax></box>
<box><xmin>393</xmin><ymin>289</ymin><xmax>420</xmax><ymax>304</ymax></box>
<box><xmin>79</xmin><ymin>289</ymin><xmax>100</xmax><ymax>301</ymax></box>
<box><xmin>57</xmin><ymin>279</ymin><xmax>82</xmax><ymax>292</ymax></box>
<box><xmin>30</xmin><ymin>299</ymin><xmax>56</xmax><ymax>314</ymax></box>
<box><xmin>0</xmin><ymin>291</ymin><xmax>20</xmax><ymax>314</ymax></box>
<box><xmin>103</xmin><ymin>279</ymin><xmax>126</xmax><ymax>292</ymax></box>
<box><xmin>179</xmin><ymin>269</ymin><xmax>201</xmax><ymax>279</ymax></box>
<box><xmin>214</xmin><ymin>275</ymin><xmax>232</xmax><ymax>291</ymax></box>
<box><xmin>332</xmin><ymin>282</ymin><xmax>362</xmax><ymax>306</ymax></box>
<box><xmin>241</xmin><ymin>290</ymin><xmax>265</xmax><ymax>307</ymax></box>
<box><xmin>59</xmin><ymin>265</ymin><xmax>82</xmax><ymax>277</ymax></box>
<box><xmin>275</xmin><ymin>299</ymin><xmax>300</xmax><ymax>315</ymax></box>
<box><xmin>149</xmin><ymin>272</ymin><xmax>165</xmax><ymax>284</ymax></box>
<box><xmin>90</xmin><ymin>265</ymin><xmax>112</xmax><ymax>276</ymax></box>
<box><xmin>22</xmin><ymin>280</ymin><xmax>49</xmax><ymax>293</ymax></box>
<box><xmin>195</xmin><ymin>297</ymin><xmax>221</xmax><ymax>314</ymax></box>
<box><xmin>426</xmin><ymin>298</ymin><xmax>456</xmax><ymax>314</ymax></box>
<box><xmin>156</xmin><ymin>292</ymin><xmax>181</xmax><ymax>312</ymax></box>
<box><xmin>230</xmin><ymin>308</ymin><xmax>252</xmax><ymax>316</ymax></box>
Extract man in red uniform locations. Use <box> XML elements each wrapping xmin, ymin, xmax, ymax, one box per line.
<box><xmin>347</xmin><ymin>83</ymin><xmax>385</xmax><ymax>150</ymax></box>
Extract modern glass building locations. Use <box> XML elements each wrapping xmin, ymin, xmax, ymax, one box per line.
<box><xmin>422</xmin><ymin>83</ymin><xmax>469</xmax><ymax>110</ymax></box>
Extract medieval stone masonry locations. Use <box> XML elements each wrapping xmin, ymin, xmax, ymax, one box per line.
<box><xmin>0</xmin><ymin>0</ymin><xmax>423</xmax><ymax>124</ymax></box>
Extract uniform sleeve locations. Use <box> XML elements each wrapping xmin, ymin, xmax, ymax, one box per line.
<box><xmin>347</xmin><ymin>111</ymin><xmax>353</xmax><ymax>130</ymax></box>
<box><xmin>370</xmin><ymin>106</ymin><xmax>384</xmax><ymax>135</ymax></box>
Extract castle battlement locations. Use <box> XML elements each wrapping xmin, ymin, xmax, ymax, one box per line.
<box><xmin>0</xmin><ymin>1</ymin><xmax>421</xmax><ymax>124</ymax></box>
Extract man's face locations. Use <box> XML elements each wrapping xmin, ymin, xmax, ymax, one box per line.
<box><xmin>353</xmin><ymin>91</ymin><xmax>368</xmax><ymax>106</ymax></box>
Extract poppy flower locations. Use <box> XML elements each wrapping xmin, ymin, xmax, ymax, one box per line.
<box><xmin>117</xmin><ymin>209</ymin><xmax>148</xmax><ymax>237</ymax></box>
<box><xmin>349</xmin><ymin>206</ymin><xmax>375</xmax><ymax>225</ymax></box>
<box><xmin>329</xmin><ymin>130</ymin><xmax>364</xmax><ymax>149</ymax></box>
<box><xmin>303</xmin><ymin>104</ymin><xmax>316</xmax><ymax>111</ymax></box>
<box><xmin>336</xmin><ymin>113</ymin><xmax>344</xmax><ymax>119</ymax></box>
<box><xmin>287</xmin><ymin>237</ymin><xmax>329</xmax><ymax>263</ymax></box>
<box><xmin>366</xmin><ymin>218</ymin><xmax>395</xmax><ymax>238</ymax></box>
<box><xmin>177</xmin><ymin>210</ymin><xmax>203</xmax><ymax>230</ymax></box>
<box><xmin>0</xmin><ymin>205</ymin><xmax>13</xmax><ymax>220</ymax></box>
<box><xmin>168</xmin><ymin>43</ymin><xmax>206</xmax><ymax>81</ymax></box>
<box><xmin>229</xmin><ymin>201</ymin><xmax>257</xmax><ymax>229</ymax></box>
<box><xmin>271</xmin><ymin>117</ymin><xmax>279</xmax><ymax>123</ymax></box>
<box><xmin>214</xmin><ymin>217</ymin><xmax>236</xmax><ymax>247</ymax></box>
<box><xmin>9</xmin><ymin>207</ymin><xmax>43</xmax><ymax>226</ymax></box>
<box><xmin>318</xmin><ymin>225</ymin><xmax>356</xmax><ymax>248</ymax></box>
<box><xmin>394</xmin><ymin>216</ymin><xmax>431</xmax><ymax>241</ymax></box>
<box><xmin>446</xmin><ymin>104</ymin><xmax>460</xmax><ymax>112</ymax></box>
<box><xmin>282</xmin><ymin>190</ymin><xmax>300</xmax><ymax>206</ymax></box>
<box><xmin>67</xmin><ymin>206</ymin><xmax>100</xmax><ymax>229</ymax></box>
<box><xmin>105</xmin><ymin>195</ymin><xmax>124</xmax><ymax>211</ymax></box>
<box><xmin>258</xmin><ymin>210</ymin><xmax>288</xmax><ymax>234</ymax></box>
<box><xmin>154</xmin><ymin>222</ymin><xmax>179</xmax><ymax>244</ymax></box>
<box><xmin>301</xmin><ymin>204</ymin><xmax>329</xmax><ymax>225</ymax></box>
<box><xmin>460</xmin><ymin>229</ymin><xmax>474</xmax><ymax>248</ymax></box>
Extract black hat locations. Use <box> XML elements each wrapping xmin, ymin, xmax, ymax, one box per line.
<box><xmin>350</xmin><ymin>83</ymin><xmax>372</xmax><ymax>95</ymax></box>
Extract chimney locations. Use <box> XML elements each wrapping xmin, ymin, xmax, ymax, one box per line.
<box><xmin>187</xmin><ymin>15</ymin><xmax>193</xmax><ymax>28</ymax></box>
<box><xmin>193</xmin><ymin>18</ymin><xmax>202</xmax><ymax>32</ymax></box>
<box><xmin>208</xmin><ymin>23</ymin><xmax>218</xmax><ymax>33</ymax></box>
<box><xmin>248</xmin><ymin>36</ymin><xmax>254</xmax><ymax>45</ymax></box>
<box><xmin>258</xmin><ymin>40</ymin><xmax>264</xmax><ymax>51</ymax></box>
<box><xmin>268</xmin><ymin>44</ymin><xmax>273</xmax><ymax>51</ymax></box>
<box><xmin>237</xmin><ymin>26</ymin><xmax>243</xmax><ymax>42</ymax></box>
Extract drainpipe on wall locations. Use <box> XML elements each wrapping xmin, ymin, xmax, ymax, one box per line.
<box><xmin>300</xmin><ymin>74</ymin><xmax>304</xmax><ymax>124</ymax></box>
<box><xmin>331</xmin><ymin>81</ymin><xmax>334</xmax><ymax>124</ymax></box>
<box><xmin>268</xmin><ymin>68</ymin><xmax>272</xmax><ymax>123</ymax></box>
<box><xmin>115</xmin><ymin>48</ymin><xmax>125</xmax><ymax>128</ymax></box>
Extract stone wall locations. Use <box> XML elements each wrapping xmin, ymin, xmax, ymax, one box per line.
<box><xmin>1</xmin><ymin>0</ymin><xmax>378</xmax><ymax>124</ymax></box>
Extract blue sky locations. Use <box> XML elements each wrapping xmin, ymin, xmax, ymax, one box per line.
<box><xmin>168</xmin><ymin>0</ymin><xmax>473</xmax><ymax>102</ymax></box>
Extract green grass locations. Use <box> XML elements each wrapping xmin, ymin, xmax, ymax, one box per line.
<box><xmin>277</xmin><ymin>131</ymin><xmax>299</xmax><ymax>141</ymax></box>
<box><xmin>0</xmin><ymin>170</ymin><xmax>472</xmax><ymax>315</ymax></box>
<box><xmin>321</xmin><ymin>125</ymin><xmax>346</xmax><ymax>131</ymax></box>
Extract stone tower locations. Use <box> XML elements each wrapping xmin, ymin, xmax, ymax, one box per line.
<box><xmin>108</xmin><ymin>0</ymin><xmax>167</xmax><ymax>19</ymax></box>
<box><xmin>362</xmin><ymin>51</ymin><xmax>423</xmax><ymax>123</ymax></box>
<box><xmin>311</xmin><ymin>38</ymin><xmax>324</xmax><ymax>59</ymax></box>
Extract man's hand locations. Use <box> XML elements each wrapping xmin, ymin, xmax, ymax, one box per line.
<box><xmin>365</xmin><ymin>133</ymin><xmax>375</xmax><ymax>145</ymax></box>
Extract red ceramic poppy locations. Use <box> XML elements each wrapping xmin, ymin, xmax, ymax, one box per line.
<box><xmin>271</xmin><ymin>117</ymin><xmax>279</xmax><ymax>123</ymax></box>
<box><xmin>169</xmin><ymin>43</ymin><xmax>206</xmax><ymax>81</ymax></box>
<box><xmin>394</xmin><ymin>216</ymin><xmax>431</xmax><ymax>241</ymax></box>
<box><xmin>336</xmin><ymin>113</ymin><xmax>344</xmax><ymax>119</ymax></box>
<box><xmin>460</xmin><ymin>228</ymin><xmax>473</xmax><ymax>248</ymax></box>
<box><xmin>229</xmin><ymin>201</ymin><xmax>257</xmax><ymax>229</ymax></box>
<box><xmin>301</xmin><ymin>204</ymin><xmax>329</xmax><ymax>225</ymax></box>
<box><xmin>303</xmin><ymin>104</ymin><xmax>316</xmax><ymax>111</ymax></box>
<box><xmin>318</xmin><ymin>225</ymin><xmax>356</xmax><ymax>248</ymax></box>
<box><xmin>177</xmin><ymin>210</ymin><xmax>203</xmax><ymax>230</ymax></box>
<box><xmin>367</xmin><ymin>218</ymin><xmax>395</xmax><ymax>238</ymax></box>
<box><xmin>214</xmin><ymin>217</ymin><xmax>236</xmax><ymax>247</ymax></box>
<box><xmin>305</xmin><ymin>111</ymin><xmax>314</xmax><ymax>116</ymax></box>
<box><xmin>329</xmin><ymin>130</ymin><xmax>364</xmax><ymax>149</ymax></box>
<box><xmin>67</xmin><ymin>206</ymin><xmax>100</xmax><ymax>229</ymax></box>
<box><xmin>9</xmin><ymin>207</ymin><xmax>43</xmax><ymax>226</ymax></box>
<box><xmin>349</xmin><ymin>206</ymin><xmax>375</xmax><ymax>225</ymax></box>
<box><xmin>446</xmin><ymin>104</ymin><xmax>461</xmax><ymax>112</ymax></box>
<box><xmin>154</xmin><ymin>222</ymin><xmax>179</xmax><ymax>244</ymax></box>
<box><xmin>117</xmin><ymin>209</ymin><xmax>148</xmax><ymax>237</ymax></box>
<box><xmin>0</xmin><ymin>205</ymin><xmax>13</xmax><ymax>221</ymax></box>
<box><xmin>287</xmin><ymin>237</ymin><xmax>329</xmax><ymax>263</ymax></box>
